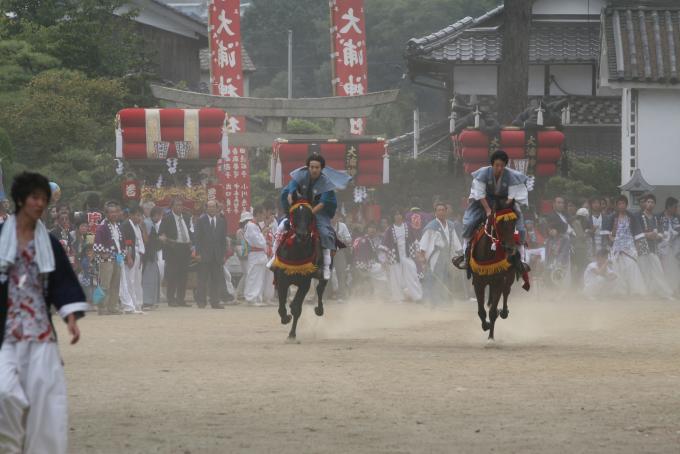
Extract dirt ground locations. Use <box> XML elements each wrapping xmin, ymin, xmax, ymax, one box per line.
<box><xmin>56</xmin><ymin>295</ymin><xmax>680</xmax><ymax>454</ymax></box>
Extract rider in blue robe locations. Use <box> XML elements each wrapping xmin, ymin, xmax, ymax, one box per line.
<box><xmin>277</xmin><ymin>153</ymin><xmax>351</xmax><ymax>280</ymax></box>
<box><xmin>456</xmin><ymin>150</ymin><xmax>529</xmax><ymax>272</ymax></box>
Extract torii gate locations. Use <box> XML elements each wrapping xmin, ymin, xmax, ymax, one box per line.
<box><xmin>150</xmin><ymin>84</ymin><xmax>399</xmax><ymax>148</ymax></box>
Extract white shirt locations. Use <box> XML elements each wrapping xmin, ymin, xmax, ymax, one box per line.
<box><xmin>174</xmin><ymin>213</ymin><xmax>190</xmax><ymax>243</ymax></box>
<box><xmin>437</xmin><ymin>219</ymin><xmax>450</xmax><ymax>244</ymax></box>
<box><xmin>208</xmin><ymin>215</ymin><xmax>217</xmax><ymax>230</ymax></box>
<box><xmin>394</xmin><ymin>223</ymin><xmax>407</xmax><ymax>259</ymax></box>
<box><xmin>111</xmin><ymin>222</ymin><xmax>122</xmax><ymax>252</ymax></box>
<box><xmin>334</xmin><ymin>222</ymin><xmax>352</xmax><ymax>245</ymax></box>
<box><xmin>244</xmin><ymin>221</ymin><xmax>267</xmax><ymax>250</ymax></box>
<box><xmin>132</xmin><ymin>221</ymin><xmax>145</xmax><ymax>255</ymax></box>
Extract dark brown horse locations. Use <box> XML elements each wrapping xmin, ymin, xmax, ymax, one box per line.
<box><xmin>273</xmin><ymin>200</ymin><xmax>329</xmax><ymax>341</ymax></box>
<box><xmin>468</xmin><ymin>199</ymin><xmax>522</xmax><ymax>341</ymax></box>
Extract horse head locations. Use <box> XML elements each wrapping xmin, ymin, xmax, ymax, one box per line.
<box><xmin>492</xmin><ymin>199</ymin><xmax>518</xmax><ymax>254</ymax></box>
<box><xmin>289</xmin><ymin>200</ymin><xmax>314</xmax><ymax>244</ymax></box>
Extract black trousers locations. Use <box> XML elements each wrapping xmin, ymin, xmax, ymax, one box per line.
<box><xmin>165</xmin><ymin>243</ymin><xmax>191</xmax><ymax>304</ymax></box>
<box><xmin>196</xmin><ymin>260</ymin><xmax>225</xmax><ymax>306</ymax></box>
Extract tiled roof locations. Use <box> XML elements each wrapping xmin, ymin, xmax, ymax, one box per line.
<box><xmin>406</xmin><ymin>5</ymin><xmax>600</xmax><ymax>65</ymax></box>
<box><xmin>199</xmin><ymin>47</ymin><xmax>256</xmax><ymax>73</ymax></box>
<box><xmin>602</xmin><ymin>3</ymin><xmax>680</xmax><ymax>84</ymax></box>
<box><xmin>472</xmin><ymin>95</ymin><xmax>621</xmax><ymax>125</ymax></box>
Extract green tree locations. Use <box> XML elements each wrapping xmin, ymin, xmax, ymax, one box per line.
<box><xmin>1</xmin><ymin>0</ymin><xmax>147</xmax><ymax>79</ymax></box>
<box><xmin>0</xmin><ymin>69</ymin><xmax>127</xmax><ymax>167</ymax></box>
<box><xmin>545</xmin><ymin>156</ymin><xmax>621</xmax><ymax>202</ymax></box>
<box><xmin>0</xmin><ymin>39</ymin><xmax>60</xmax><ymax>90</ymax></box>
<box><xmin>0</xmin><ymin>127</ymin><xmax>14</xmax><ymax>164</ymax></box>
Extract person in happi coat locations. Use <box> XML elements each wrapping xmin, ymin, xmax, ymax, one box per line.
<box><xmin>94</xmin><ymin>201</ymin><xmax>124</xmax><ymax>315</ymax></box>
<box><xmin>420</xmin><ymin>202</ymin><xmax>462</xmax><ymax>304</ymax></box>
<box><xmin>0</xmin><ymin>172</ymin><xmax>87</xmax><ymax>454</ymax></box>
<box><xmin>331</xmin><ymin>213</ymin><xmax>352</xmax><ymax>301</ymax></box>
<box><xmin>380</xmin><ymin>209</ymin><xmax>422</xmax><ymax>303</ymax></box>
<box><xmin>588</xmin><ymin>197</ymin><xmax>607</xmax><ymax>258</ymax></box>
<box><xmin>636</xmin><ymin>194</ymin><xmax>674</xmax><ymax>299</ymax></box>
<box><xmin>544</xmin><ymin>196</ymin><xmax>575</xmax><ymax>287</ymax></box>
<box><xmin>159</xmin><ymin>198</ymin><xmax>193</xmax><ymax>307</ymax></box>
<box><xmin>242</xmin><ymin>209</ymin><xmax>268</xmax><ymax>306</ymax></box>
<box><xmin>544</xmin><ymin>218</ymin><xmax>572</xmax><ymax>289</ymax></box>
<box><xmin>455</xmin><ymin>150</ymin><xmax>529</xmax><ymax>271</ymax></box>
<box><xmin>403</xmin><ymin>205</ymin><xmax>433</xmax><ymax>240</ymax></box>
<box><xmin>234</xmin><ymin>218</ymin><xmax>250</xmax><ymax>301</ymax></box>
<box><xmin>601</xmin><ymin>195</ymin><xmax>647</xmax><ymax>296</ymax></box>
<box><xmin>583</xmin><ymin>249</ymin><xmax>623</xmax><ymax>299</ymax></box>
<box><xmin>119</xmin><ymin>207</ymin><xmax>146</xmax><ymax>313</ymax></box>
<box><xmin>276</xmin><ymin>153</ymin><xmax>351</xmax><ymax>280</ymax></box>
<box><xmin>351</xmin><ymin>224</ymin><xmax>380</xmax><ymax>297</ymax></box>
<box><xmin>657</xmin><ymin>197</ymin><xmax>680</xmax><ymax>295</ymax></box>
<box><xmin>194</xmin><ymin>200</ymin><xmax>227</xmax><ymax>309</ymax></box>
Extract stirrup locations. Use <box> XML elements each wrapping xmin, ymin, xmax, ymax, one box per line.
<box><xmin>452</xmin><ymin>255</ymin><xmax>467</xmax><ymax>270</ymax></box>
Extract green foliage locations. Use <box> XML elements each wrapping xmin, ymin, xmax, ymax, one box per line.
<box><xmin>0</xmin><ymin>128</ymin><xmax>14</xmax><ymax>164</ymax></box>
<box><xmin>545</xmin><ymin>156</ymin><xmax>621</xmax><ymax>202</ymax></box>
<box><xmin>286</xmin><ymin>119</ymin><xmax>333</xmax><ymax>134</ymax></box>
<box><xmin>0</xmin><ymin>69</ymin><xmax>127</xmax><ymax>167</ymax></box>
<box><xmin>0</xmin><ymin>39</ymin><xmax>60</xmax><ymax>90</ymax></box>
<box><xmin>243</xmin><ymin>0</ymin><xmax>498</xmax><ymax>138</ymax></box>
<box><xmin>243</xmin><ymin>0</ymin><xmax>331</xmax><ymax>98</ymax></box>
<box><xmin>1</xmin><ymin>0</ymin><xmax>148</xmax><ymax>79</ymax></box>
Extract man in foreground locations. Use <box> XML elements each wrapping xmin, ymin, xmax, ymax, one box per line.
<box><xmin>0</xmin><ymin>172</ymin><xmax>87</xmax><ymax>454</ymax></box>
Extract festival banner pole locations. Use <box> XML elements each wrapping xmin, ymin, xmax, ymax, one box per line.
<box><xmin>209</xmin><ymin>0</ymin><xmax>251</xmax><ymax>234</ymax></box>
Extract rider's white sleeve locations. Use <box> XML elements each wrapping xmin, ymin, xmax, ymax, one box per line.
<box><xmin>470</xmin><ymin>178</ymin><xmax>486</xmax><ymax>201</ymax></box>
<box><xmin>508</xmin><ymin>183</ymin><xmax>529</xmax><ymax>206</ymax></box>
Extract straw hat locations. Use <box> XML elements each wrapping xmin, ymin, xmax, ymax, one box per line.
<box><xmin>239</xmin><ymin>211</ymin><xmax>254</xmax><ymax>223</ymax></box>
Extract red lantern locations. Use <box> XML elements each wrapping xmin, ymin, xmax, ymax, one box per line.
<box><xmin>455</xmin><ymin>128</ymin><xmax>564</xmax><ymax>177</ymax></box>
<box><xmin>122</xmin><ymin>179</ymin><xmax>140</xmax><ymax>200</ymax></box>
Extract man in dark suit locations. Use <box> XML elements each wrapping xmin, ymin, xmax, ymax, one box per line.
<box><xmin>195</xmin><ymin>200</ymin><xmax>227</xmax><ymax>309</ymax></box>
<box><xmin>159</xmin><ymin>198</ymin><xmax>193</xmax><ymax>307</ymax></box>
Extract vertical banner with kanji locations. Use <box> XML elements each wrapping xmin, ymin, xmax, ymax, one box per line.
<box><xmin>330</xmin><ymin>0</ymin><xmax>368</xmax><ymax>135</ymax></box>
<box><xmin>217</xmin><ymin>147</ymin><xmax>251</xmax><ymax>221</ymax></box>
<box><xmin>209</xmin><ymin>0</ymin><xmax>250</xmax><ymax>233</ymax></box>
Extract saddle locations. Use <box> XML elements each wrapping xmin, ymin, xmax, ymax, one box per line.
<box><xmin>464</xmin><ymin>218</ymin><xmax>531</xmax><ymax>291</ymax></box>
<box><xmin>272</xmin><ymin>228</ymin><xmax>320</xmax><ymax>277</ymax></box>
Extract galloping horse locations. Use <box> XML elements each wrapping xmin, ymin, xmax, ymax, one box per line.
<box><xmin>467</xmin><ymin>199</ymin><xmax>525</xmax><ymax>341</ymax></box>
<box><xmin>273</xmin><ymin>198</ymin><xmax>329</xmax><ymax>340</ymax></box>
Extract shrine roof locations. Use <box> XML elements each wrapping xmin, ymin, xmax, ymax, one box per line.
<box><xmin>406</xmin><ymin>5</ymin><xmax>600</xmax><ymax>66</ymax></box>
<box><xmin>601</xmin><ymin>1</ymin><xmax>680</xmax><ymax>85</ymax></box>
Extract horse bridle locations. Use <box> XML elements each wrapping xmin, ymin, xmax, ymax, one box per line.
<box><xmin>483</xmin><ymin>208</ymin><xmax>517</xmax><ymax>251</ymax></box>
<box><xmin>288</xmin><ymin>200</ymin><xmax>315</xmax><ymax>232</ymax></box>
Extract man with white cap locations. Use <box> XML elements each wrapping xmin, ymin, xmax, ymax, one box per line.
<box><xmin>242</xmin><ymin>208</ymin><xmax>268</xmax><ymax>306</ymax></box>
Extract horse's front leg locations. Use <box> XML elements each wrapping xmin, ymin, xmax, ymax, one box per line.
<box><xmin>315</xmin><ymin>279</ymin><xmax>328</xmax><ymax>317</ymax></box>
<box><xmin>474</xmin><ymin>280</ymin><xmax>489</xmax><ymax>332</ymax></box>
<box><xmin>487</xmin><ymin>287</ymin><xmax>502</xmax><ymax>341</ymax></box>
<box><xmin>499</xmin><ymin>274</ymin><xmax>512</xmax><ymax>319</ymax></box>
<box><xmin>277</xmin><ymin>277</ymin><xmax>291</xmax><ymax>325</ymax></box>
<box><xmin>288</xmin><ymin>280</ymin><xmax>310</xmax><ymax>340</ymax></box>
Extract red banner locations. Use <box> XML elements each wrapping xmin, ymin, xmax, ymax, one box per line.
<box><xmin>330</xmin><ymin>0</ymin><xmax>368</xmax><ymax>135</ymax></box>
<box><xmin>217</xmin><ymin>146</ymin><xmax>251</xmax><ymax>225</ymax></box>
<box><xmin>209</xmin><ymin>0</ymin><xmax>250</xmax><ymax>234</ymax></box>
<box><xmin>209</xmin><ymin>0</ymin><xmax>243</xmax><ymax>98</ymax></box>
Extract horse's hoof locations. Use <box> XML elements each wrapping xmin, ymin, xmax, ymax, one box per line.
<box><xmin>499</xmin><ymin>309</ymin><xmax>509</xmax><ymax>319</ymax></box>
<box><xmin>482</xmin><ymin>321</ymin><xmax>490</xmax><ymax>331</ymax></box>
<box><xmin>280</xmin><ymin>314</ymin><xmax>292</xmax><ymax>325</ymax></box>
<box><xmin>485</xmin><ymin>338</ymin><xmax>496</xmax><ymax>347</ymax></box>
<box><xmin>314</xmin><ymin>306</ymin><xmax>324</xmax><ymax>317</ymax></box>
<box><xmin>286</xmin><ymin>336</ymin><xmax>299</xmax><ymax>344</ymax></box>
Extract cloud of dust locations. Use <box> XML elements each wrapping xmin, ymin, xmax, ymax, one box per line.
<box><xmin>290</xmin><ymin>284</ymin><xmax>671</xmax><ymax>344</ymax></box>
